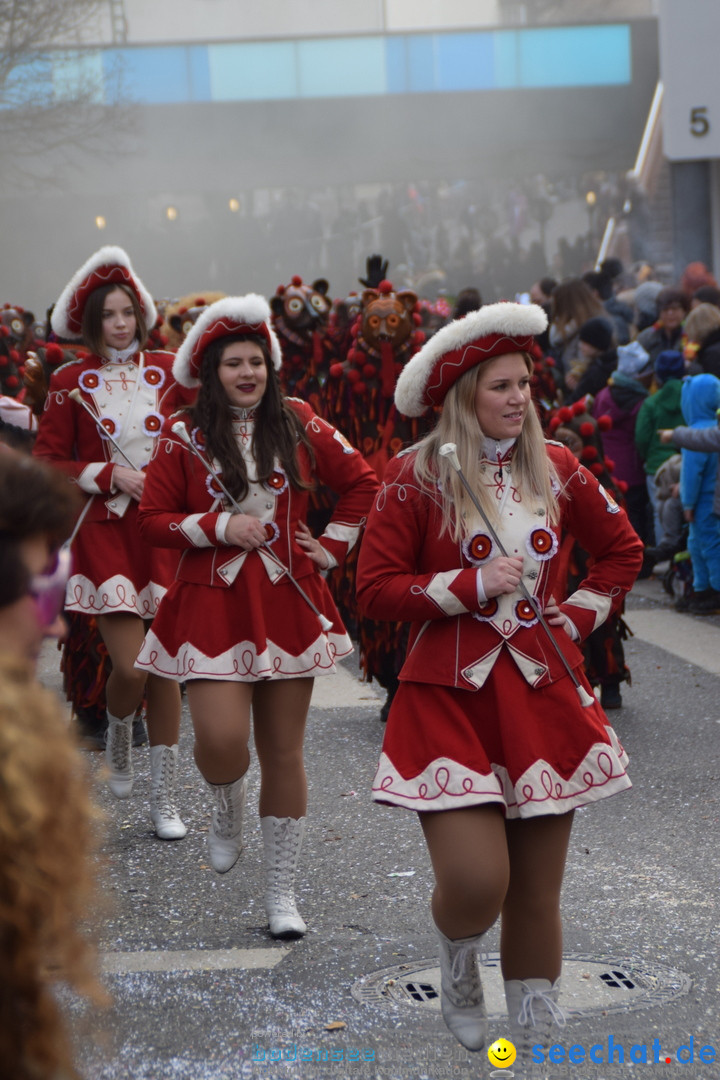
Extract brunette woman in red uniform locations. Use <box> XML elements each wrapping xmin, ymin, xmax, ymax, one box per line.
<box><xmin>356</xmin><ymin>303</ymin><xmax>643</xmax><ymax>1069</ymax></box>
<box><xmin>34</xmin><ymin>247</ymin><xmax>188</xmax><ymax>839</ymax></box>
<box><xmin>136</xmin><ymin>295</ymin><xmax>378</xmax><ymax>938</ymax></box>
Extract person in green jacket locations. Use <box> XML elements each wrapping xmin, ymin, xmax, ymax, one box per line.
<box><xmin>635</xmin><ymin>350</ymin><xmax>686</xmax><ymax>546</ymax></box>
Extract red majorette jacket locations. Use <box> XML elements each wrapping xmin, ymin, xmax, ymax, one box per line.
<box><xmin>356</xmin><ymin>441</ymin><xmax>643</xmax><ymax>691</ymax></box>
<box><xmin>137</xmin><ymin>398</ymin><xmax>379</xmax><ymax>588</ymax></box>
<box><xmin>33</xmin><ymin>350</ymin><xmax>191</xmax><ymax>521</ymax></box>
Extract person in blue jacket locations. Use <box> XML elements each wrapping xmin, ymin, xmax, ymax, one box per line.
<box><xmin>674</xmin><ymin>373</ymin><xmax>720</xmax><ymax>613</ymax></box>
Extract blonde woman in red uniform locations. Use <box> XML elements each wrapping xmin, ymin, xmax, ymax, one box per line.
<box><xmin>135</xmin><ymin>295</ymin><xmax>378</xmax><ymax>938</ymax></box>
<box><xmin>356</xmin><ymin>303</ymin><xmax>643</xmax><ymax>1070</ymax></box>
<box><xmin>34</xmin><ymin>247</ymin><xmax>188</xmax><ymax>840</ymax></box>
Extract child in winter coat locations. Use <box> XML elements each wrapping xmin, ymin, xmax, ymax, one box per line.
<box><xmin>676</xmin><ymin>373</ymin><xmax>720</xmax><ymax>613</ymax></box>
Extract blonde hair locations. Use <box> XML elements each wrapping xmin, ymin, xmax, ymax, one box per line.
<box><xmin>0</xmin><ymin>657</ymin><xmax>108</xmax><ymax>1080</ymax></box>
<box><xmin>684</xmin><ymin>302</ymin><xmax>720</xmax><ymax>346</ymax></box>
<box><xmin>413</xmin><ymin>354</ymin><xmax>559</xmax><ymax>540</ymax></box>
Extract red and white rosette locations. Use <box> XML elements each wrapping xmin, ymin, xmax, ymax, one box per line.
<box><xmin>78</xmin><ymin>369</ymin><xmax>103</xmax><ymax>394</ymax></box>
<box><xmin>98</xmin><ymin>414</ymin><xmax>119</xmax><ymax>439</ymax></box>
<box><xmin>514</xmin><ymin>598</ymin><xmax>539</xmax><ymax>627</ymax></box>
<box><xmin>264</xmin><ymin>468</ymin><xmax>288</xmax><ymax>496</ymax></box>
<box><xmin>263</xmin><ymin>521</ymin><xmax>280</xmax><ymax>544</ymax></box>
<box><xmin>143</xmin><ymin>411</ymin><xmax>164</xmax><ymax>437</ymax></box>
<box><xmin>526</xmin><ymin>527</ymin><xmax>558</xmax><ymax>562</ymax></box>
<box><xmin>142</xmin><ymin>365</ymin><xmax>166</xmax><ymax>389</ymax></box>
<box><xmin>205</xmin><ymin>472</ymin><xmax>226</xmax><ymax>500</ymax></box>
<box><xmin>462</xmin><ymin>531</ymin><xmax>495</xmax><ymax>565</ymax></box>
<box><xmin>472</xmin><ymin>598</ymin><xmax>500</xmax><ymax>623</ymax></box>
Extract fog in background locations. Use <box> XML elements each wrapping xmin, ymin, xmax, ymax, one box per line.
<box><xmin>0</xmin><ymin>0</ymin><xmax>659</xmax><ymax>319</ymax></box>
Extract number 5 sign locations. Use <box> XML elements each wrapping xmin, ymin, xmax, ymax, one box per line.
<box><xmin>660</xmin><ymin>0</ymin><xmax>720</xmax><ymax>160</ymax></box>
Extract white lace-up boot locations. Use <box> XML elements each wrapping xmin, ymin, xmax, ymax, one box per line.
<box><xmin>206</xmin><ymin>774</ymin><xmax>247</xmax><ymax>872</ymax></box>
<box><xmin>260</xmin><ymin>815</ymin><xmax>307</xmax><ymax>939</ymax></box>
<box><xmin>504</xmin><ymin>977</ymin><xmax>565</xmax><ymax>1079</ymax></box>
<box><xmin>149</xmin><ymin>744</ymin><xmax>187</xmax><ymax>840</ymax></box>
<box><xmin>105</xmin><ymin>710</ymin><xmax>134</xmax><ymax>798</ymax></box>
<box><xmin>435</xmin><ymin>924</ymin><xmax>488</xmax><ymax>1051</ymax></box>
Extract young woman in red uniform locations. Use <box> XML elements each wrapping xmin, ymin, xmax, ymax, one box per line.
<box><xmin>135</xmin><ymin>295</ymin><xmax>378</xmax><ymax>938</ymax></box>
<box><xmin>33</xmin><ymin>247</ymin><xmax>188</xmax><ymax>840</ymax></box>
<box><xmin>356</xmin><ymin>303</ymin><xmax>643</xmax><ymax>1068</ymax></box>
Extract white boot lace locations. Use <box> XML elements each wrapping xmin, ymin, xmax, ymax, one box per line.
<box><xmin>517</xmin><ymin>986</ymin><xmax>566</xmax><ymax>1030</ymax></box>
<box><xmin>267</xmin><ymin>820</ymin><xmax>300</xmax><ymax>911</ymax></box>
<box><xmin>108</xmin><ymin>719</ymin><xmax>131</xmax><ymax>772</ymax></box>
<box><xmin>215</xmin><ymin>786</ymin><xmax>238</xmax><ymax>839</ymax></box>
<box><xmin>153</xmin><ymin>748</ymin><xmax>177</xmax><ymax>820</ymax></box>
<box><xmin>447</xmin><ymin>940</ymin><xmax>483</xmax><ymax>1006</ymax></box>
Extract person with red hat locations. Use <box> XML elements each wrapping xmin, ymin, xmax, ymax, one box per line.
<box><xmin>356</xmin><ymin>302</ymin><xmax>643</xmax><ymax>1068</ymax></box>
<box><xmin>33</xmin><ymin>246</ymin><xmax>191</xmax><ymax>840</ymax></box>
<box><xmin>135</xmin><ymin>294</ymin><xmax>378</xmax><ymax>939</ymax></box>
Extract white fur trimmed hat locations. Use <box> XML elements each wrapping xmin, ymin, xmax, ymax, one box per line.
<box><xmin>51</xmin><ymin>245</ymin><xmax>157</xmax><ymax>341</ymax></box>
<box><xmin>395</xmin><ymin>301</ymin><xmax>548</xmax><ymax>416</ymax></box>
<box><xmin>173</xmin><ymin>294</ymin><xmax>283</xmax><ymax>389</ymax></box>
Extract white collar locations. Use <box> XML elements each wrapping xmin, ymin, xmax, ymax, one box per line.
<box><xmin>104</xmin><ymin>340</ymin><xmax>140</xmax><ymax>364</ymax></box>
<box><xmin>482</xmin><ymin>436</ymin><xmax>516</xmax><ymax>461</ymax></box>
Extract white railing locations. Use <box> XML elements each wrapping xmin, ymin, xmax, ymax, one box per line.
<box><xmin>595</xmin><ymin>80</ymin><xmax>664</xmax><ymax>268</ymax></box>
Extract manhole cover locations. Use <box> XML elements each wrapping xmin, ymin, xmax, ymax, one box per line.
<box><xmin>351</xmin><ymin>953</ymin><xmax>691</xmax><ymax>1019</ymax></box>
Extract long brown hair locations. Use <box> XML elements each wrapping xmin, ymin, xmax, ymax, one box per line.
<box><xmin>81</xmin><ymin>283</ymin><xmax>147</xmax><ymax>356</ymax></box>
<box><xmin>191</xmin><ymin>333</ymin><xmax>314</xmax><ymax>502</ymax></box>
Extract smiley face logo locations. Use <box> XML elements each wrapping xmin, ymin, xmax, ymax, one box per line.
<box><xmin>488</xmin><ymin>1038</ymin><xmax>516</xmax><ymax>1069</ymax></box>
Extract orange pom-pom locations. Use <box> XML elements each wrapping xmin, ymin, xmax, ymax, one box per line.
<box><xmin>581</xmin><ymin>446</ymin><xmax>598</xmax><ymax>462</ymax></box>
<box><xmin>597</xmin><ymin>414</ymin><xmax>612</xmax><ymax>431</ymax></box>
<box><xmin>346</xmin><ymin>368</ymin><xmax>360</xmax><ymax>384</ymax></box>
<box><xmin>329</xmin><ymin>363</ymin><xmax>344</xmax><ymax>378</ymax></box>
<box><xmin>291</xmin><ymin>275</ymin><xmax>303</xmax><ymax>287</ymax></box>
<box><xmin>363</xmin><ymin>363</ymin><xmax>376</xmax><ymax>379</ymax></box>
<box><xmin>353</xmin><ymin>380</ymin><xmax>367</xmax><ymax>395</ymax></box>
<box><xmin>557</xmin><ymin>406</ymin><xmax>572</xmax><ymax>422</ymax></box>
<box><xmin>590</xmin><ymin>462</ymin><xmax>604</xmax><ymax>477</ymax></box>
<box><xmin>378</xmin><ymin>280</ymin><xmax>393</xmax><ymax>295</ymax></box>
<box><xmin>572</xmin><ymin>400</ymin><xmax>586</xmax><ymax>416</ymax></box>
<box><xmin>579</xmin><ymin>421</ymin><xmax>595</xmax><ymax>438</ymax></box>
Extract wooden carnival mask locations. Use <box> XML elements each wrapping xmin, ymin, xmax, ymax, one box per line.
<box><xmin>360</xmin><ymin>286</ymin><xmax>418</xmax><ymax>350</ymax></box>
<box><xmin>271</xmin><ymin>276</ymin><xmax>331</xmax><ymax>332</ymax></box>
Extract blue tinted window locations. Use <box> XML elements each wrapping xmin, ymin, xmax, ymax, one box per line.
<box><xmin>52</xmin><ymin>51</ymin><xmax>106</xmax><ymax>104</ymax></box>
<box><xmin>209</xmin><ymin>41</ymin><xmax>297</xmax><ymax>101</ymax></box>
<box><xmin>297</xmin><ymin>37</ymin><xmax>386</xmax><ymax>98</ymax></box>
<box><xmin>111</xmin><ymin>46</ymin><xmax>193</xmax><ymax>104</ymax></box>
<box><xmin>518</xmin><ymin>26</ymin><xmax>630</xmax><ymax>88</ymax></box>
<box><xmin>435</xmin><ymin>33</ymin><xmax>495</xmax><ymax>91</ymax></box>
<box><xmin>187</xmin><ymin>46</ymin><xmax>211</xmax><ymax>102</ymax></box>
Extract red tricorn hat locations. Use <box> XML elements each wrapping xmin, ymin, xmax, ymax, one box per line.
<box><xmin>51</xmin><ymin>245</ymin><xmax>157</xmax><ymax>341</ymax></box>
<box><xmin>394</xmin><ymin>301</ymin><xmax>548</xmax><ymax>417</ymax></box>
<box><xmin>173</xmin><ymin>294</ymin><xmax>283</xmax><ymax>389</ymax></box>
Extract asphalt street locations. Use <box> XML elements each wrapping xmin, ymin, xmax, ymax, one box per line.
<box><xmin>39</xmin><ymin>571</ymin><xmax>720</xmax><ymax>1080</ymax></box>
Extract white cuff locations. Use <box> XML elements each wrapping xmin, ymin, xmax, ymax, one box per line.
<box><xmin>216</xmin><ymin>511</ymin><xmax>233</xmax><ymax>544</ymax></box>
<box><xmin>476</xmin><ymin>568</ymin><xmax>488</xmax><ymax>605</ymax></box>
<box><xmin>319</xmin><ymin>545</ymin><xmax>338</xmax><ymax>570</ymax></box>
<box><xmin>563</xmin><ymin>615</ymin><xmax>580</xmax><ymax>641</ymax></box>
